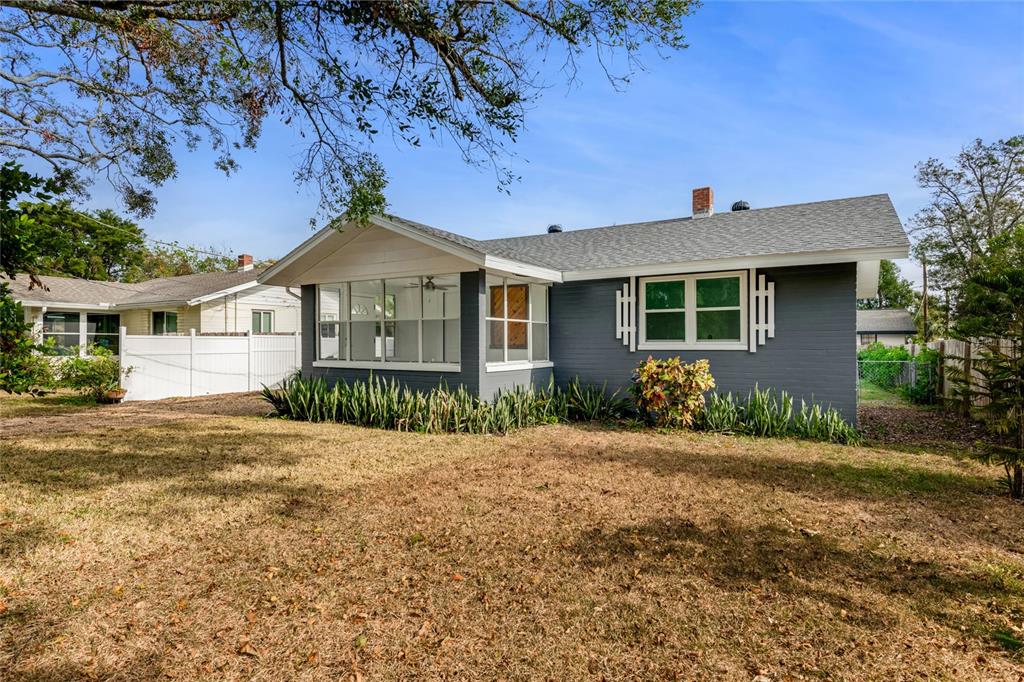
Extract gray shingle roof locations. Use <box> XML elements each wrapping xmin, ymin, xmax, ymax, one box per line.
<box><xmin>857</xmin><ymin>309</ymin><xmax>916</xmax><ymax>333</ymax></box>
<box><xmin>3</xmin><ymin>267</ymin><xmax>266</xmax><ymax>306</ymax></box>
<box><xmin>478</xmin><ymin>194</ymin><xmax>908</xmax><ymax>272</ymax></box>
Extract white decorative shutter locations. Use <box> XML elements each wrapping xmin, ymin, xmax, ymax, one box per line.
<box><xmin>748</xmin><ymin>269</ymin><xmax>775</xmax><ymax>352</ymax></box>
<box><xmin>615</xmin><ymin>276</ymin><xmax>637</xmax><ymax>352</ymax></box>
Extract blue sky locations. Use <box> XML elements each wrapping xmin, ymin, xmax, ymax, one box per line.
<box><xmin>76</xmin><ymin>1</ymin><xmax>1024</xmax><ymax>286</ymax></box>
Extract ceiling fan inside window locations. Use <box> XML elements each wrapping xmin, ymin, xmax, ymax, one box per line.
<box><xmin>406</xmin><ymin>276</ymin><xmax>453</xmax><ymax>291</ymax></box>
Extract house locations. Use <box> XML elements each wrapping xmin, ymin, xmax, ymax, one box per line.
<box><xmin>260</xmin><ymin>188</ymin><xmax>910</xmax><ymax>421</ymax></box>
<box><xmin>7</xmin><ymin>255</ymin><xmax>301</xmax><ymax>355</ymax></box>
<box><xmin>856</xmin><ymin>309</ymin><xmax>916</xmax><ymax>347</ymax></box>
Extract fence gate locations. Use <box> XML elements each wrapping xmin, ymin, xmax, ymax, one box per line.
<box><xmin>119</xmin><ymin>328</ymin><xmax>301</xmax><ymax>401</ymax></box>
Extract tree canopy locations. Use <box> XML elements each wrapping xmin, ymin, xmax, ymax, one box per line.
<box><xmin>857</xmin><ymin>259</ymin><xmax>916</xmax><ymax>312</ymax></box>
<box><xmin>911</xmin><ymin>136</ymin><xmax>1024</xmax><ymax>306</ymax></box>
<box><xmin>1</xmin><ymin>1</ymin><xmax>699</xmax><ymax>221</ymax></box>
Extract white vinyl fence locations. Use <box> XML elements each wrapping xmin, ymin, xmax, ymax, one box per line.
<box><xmin>119</xmin><ymin>327</ymin><xmax>301</xmax><ymax>401</ymax></box>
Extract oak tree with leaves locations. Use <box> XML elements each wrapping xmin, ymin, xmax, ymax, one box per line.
<box><xmin>1</xmin><ymin>0</ymin><xmax>699</xmax><ymax>221</ymax></box>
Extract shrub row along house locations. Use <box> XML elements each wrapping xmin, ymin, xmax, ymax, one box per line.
<box><xmin>7</xmin><ymin>255</ymin><xmax>300</xmax><ymax>355</ymax></box>
<box><xmin>261</xmin><ymin>188</ymin><xmax>909</xmax><ymax>422</ymax></box>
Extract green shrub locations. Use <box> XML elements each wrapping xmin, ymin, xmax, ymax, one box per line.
<box><xmin>630</xmin><ymin>357</ymin><xmax>715</xmax><ymax>428</ymax></box>
<box><xmin>857</xmin><ymin>342</ymin><xmax>911</xmax><ymax>362</ymax></box>
<box><xmin>699</xmin><ymin>386</ymin><xmax>861</xmax><ymax>445</ymax></box>
<box><xmin>58</xmin><ymin>345</ymin><xmax>130</xmax><ymax>401</ymax></box>
<box><xmin>901</xmin><ymin>347</ymin><xmax>940</xmax><ymax>405</ymax></box>
<box><xmin>262</xmin><ymin>374</ymin><xmax>626</xmax><ymax>435</ymax></box>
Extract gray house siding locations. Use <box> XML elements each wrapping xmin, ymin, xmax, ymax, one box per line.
<box><xmin>548</xmin><ymin>263</ymin><xmax>858</xmax><ymax>421</ymax></box>
<box><xmin>301</xmin><ymin>270</ymin><xmax>481</xmax><ymax>394</ymax></box>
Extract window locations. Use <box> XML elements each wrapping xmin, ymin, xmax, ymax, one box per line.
<box><xmin>87</xmin><ymin>313</ymin><xmax>120</xmax><ymax>354</ymax></box>
<box><xmin>42</xmin><ymin>311</ymin><xmax>80</xmax><ymax>355</ymax></box>
<box><xmin>486</xmin><ymin>276</ymin><xmax>549</xmax><ymax>364</ymax></box>
<box><xmin>252</xmin><ymin>310</ymin><xmax>273</xmax><ymax>334</ymax></box>
<box><xmin>639</xmin><ymin>272</ymin><xmax>747</xmax><ymax>350</ymax></box>
<box><xmin>860</xmin><ymin>333</ymin><xmax>877</xmax><ymax>345</ymax></box>
<box><xmin>152</xmin><ymin>311</ymin><xmax>178</xmax><ymax>335</ymax></box>
<box><xmin>316</xmin><ymin>275</ymin><xmax>460</xmax><ymax>367</ymax></box>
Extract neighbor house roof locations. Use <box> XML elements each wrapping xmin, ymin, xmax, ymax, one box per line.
<box><xmin>857</xmin><ymin>309</ymin><xmax>916</xmax><ymax>333</ymax></box>
<box><xmin>261</xmin><ymin>193</ymin><xmax>910</xmax><ymax>286</ymax></box>
<box><xmin>4</xmin><ymin>267</ymin><xmax>268</xmax><ymax>308</ymax></box>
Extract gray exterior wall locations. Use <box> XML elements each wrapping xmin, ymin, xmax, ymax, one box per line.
<box><xmin>302</xmin><ymin>263</ymin><xmax>858</xmax><ymax>421</ymax></box>
<box><xmin>548</xmin><ymin>263</ymin><xmax>858</xmax><ymax>421</ymax></box>
<box><xmin>302</xmin><ymin>270</ymin><xmax>481</xmax><ymax>394</ymax></box>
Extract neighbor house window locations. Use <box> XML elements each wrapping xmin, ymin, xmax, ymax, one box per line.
<box><xmin>87</xmin><ymin>313</ymin><xmax>120</xmax><ymax>354</ymax></box>
<box><xmin>42</xmin><ymin>311</ymin><xmax>80</xmax><ymax>355</ymax></box>
<box><xmin>859</xmin><ymin>333</ymin><xmax>877</xmax><ymax>345</ymax></box>
<box><xmin>152</xmin><ymin>311</ymin><xmax>178</xmax><ymax>335</ymax></box>
<box><xmin>639</xmin><ymin>271</ymin><xmax>747</xmax><ymax>350</ymax></box>
<box><xmin>252</xmin><ymin>310</ymin><xmax>273</xmax><ymax>334</ymax></box>
<box><xmin>486</xmin><ymin>275</ymin><xmax>549</xmax><ymax>364</ymax></box>
<box><xmin>316</xmin><ymin>275</ymin><xmax>460</xmax><ymax>366</ymax></box>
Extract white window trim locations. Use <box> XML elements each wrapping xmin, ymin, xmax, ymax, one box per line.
<box><xmin>638</xmin><ymin>270</ymin><xmax>749</xmax><ymax>351</ymax></box>
<box><xmin>252</xmin><ymin>309</ymin><xmax>274</xmax><ymax>334</ymax></box>
<box><xmin>315</xmin><ymin>276</ymin><xmax>461</xmax><ymax>372</ymax></box>
<box><xmin>484</xmin><ymin>277</ymin><xmax>551</xmax><ymax>369</ymax></box>
<box><xmin>485</xmin><ymin>360</ymin><xmax>554</xmax><ymax>373</ymax></box>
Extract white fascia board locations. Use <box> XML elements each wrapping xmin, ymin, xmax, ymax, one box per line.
<box><xmin>560</xmin><ymin>245</ymin><xmax>910</xmax><ymax>281</ymax></box>
<box><xmin>186</xmin><ymin>280</ymin><xmax>262</xmax><ymax>305</ymax></box>
<box><xmin>16</xmin><ymin>300</ymin><xmax>115</xmax><ymax>310</ymax></box>
<box><xmin>482</xmin><ymin>255</ymin><xmax>563</xmax><ymax>283</ymax></box>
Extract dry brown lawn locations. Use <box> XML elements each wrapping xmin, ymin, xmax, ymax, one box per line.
<box><xmin>1</xmin><ymin>393</ymin><xmax>1022</xmax><ymax>681</ymax></box>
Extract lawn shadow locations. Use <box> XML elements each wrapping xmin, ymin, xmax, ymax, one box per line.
<box><xmin>547</xmin><ymin>436</ymin><xmax>995</xmax><ymax>504</ymax></box>
<box><xmin>0</xmin><ymin>421</ymin><xmax>336</xmax><ymax>493</ymax></box>
<box><xmin>570</xmin><ymin>516</ymin><xmax>1007</xmax><ymax>639</ymax></box>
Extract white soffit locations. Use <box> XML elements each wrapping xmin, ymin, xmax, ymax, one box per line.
<box><xmin>856</xmin><ymin>260</ymin><xmax>881</xmax><ymax>299</ymax></box>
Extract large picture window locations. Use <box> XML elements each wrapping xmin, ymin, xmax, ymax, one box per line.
<box><xmin>42</xmin><ymin>311</ymin><xmax>80</xmax><ymax>354</ymax></box>
<box><xmin>486</xmin><ymin>276</ymin><xmax>549</xmax><ymax>365</ymax></box>
<box><xmin>639</xmin><ymin>271</ymin><xmax>747</xmax><ymax>350</ymax></box>
<box><xmin>316</xmin><ymin>274</ymin><xmax>460</xmax><ymax>367</ymax></box>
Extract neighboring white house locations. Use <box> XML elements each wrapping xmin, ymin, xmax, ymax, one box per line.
<box><xmin>6</xmin><ymin>255</ymin><xmax>301</xmax><ymax>355</ymax></box>
<box><xmin>856</xmin><ymin>309</ymin><xmax>916</xmax><ymax>347</ymax></box>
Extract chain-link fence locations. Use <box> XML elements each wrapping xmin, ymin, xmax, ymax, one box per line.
<box><xmin>858</xmin><ymin>359</ymin><xmax>938</xmax><ymax>403</ymax></box>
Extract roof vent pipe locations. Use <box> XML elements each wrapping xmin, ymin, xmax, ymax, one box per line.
<box><xmin>546</xmin><ymin>224</ymin><xmax>563</xmax><ymax>234</ymax></box>
<box><xmin>731</xmin><ymin>200</ymin><xmax>750</xmax><ymax>212</ymax></box>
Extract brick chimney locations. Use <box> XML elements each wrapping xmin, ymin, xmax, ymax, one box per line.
<box><xmin>237</xmin><ymin>253</ymin><xmax>254</xmax><ymax>272</ymax></box>
<box><xmin>692</xmin><ymin>186</ymin><xmax>714</xmax><ymax>219</ymax></box>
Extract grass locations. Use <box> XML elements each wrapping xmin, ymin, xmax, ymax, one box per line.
<box><xmin>857</xmin><ymin>379</ymin><xmax>904</xmax><ymax>404</ymax></box>
<box><xmin>0</xmin><ymin>391</ymin><xmax>98</xmax><ymax>418</ymax></box>
<box><xmin>2</xmin><ymin>395</ymin><xmax>1022</xmax><ymax>680</ymax></box>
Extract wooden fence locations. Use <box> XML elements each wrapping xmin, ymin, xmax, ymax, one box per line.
<box><xmin>927</xmin><ymin>338</ymin><xmax>1016</xmax><ymax>411</ymax></box>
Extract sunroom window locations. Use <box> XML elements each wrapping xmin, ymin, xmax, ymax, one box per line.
<box><xmin>486</xmin><ymin>275</ymin><xmax>549</xmax><ymax>364</ymax></box>
<box><xmin>316</xmin><ymin>275</ymin><xmax>460</xmax><ymax>366</ymax></box>
<box><xmin>639</xmin><ymin>272</ymin><xmax>747</xmax><ymax>350</ymax></box>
